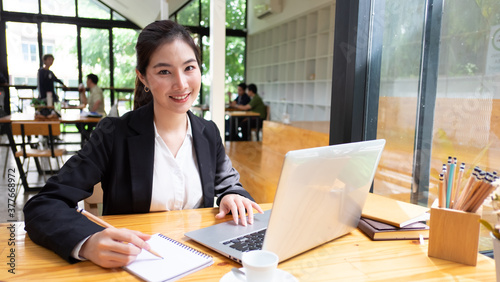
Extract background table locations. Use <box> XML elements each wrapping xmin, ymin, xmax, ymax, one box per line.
<box><xmin>226</xmin><ymin>111</ymin><xmax>261</xmax><ymax>141</ymax></box>
<box><xmin>0</xmin><ymin>113</ymin><xmax>101</xmax><ymax>191</ymax></box>
<box><xmin>0</xmin><ymin>204</ymin><xmax>495</xmax><ymax>281</ymax></box>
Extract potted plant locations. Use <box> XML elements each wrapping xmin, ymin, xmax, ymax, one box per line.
<box><xmin>480</xmin><ymin>181</ymin><xmax>500</xmax><ymax>281</ymax></box>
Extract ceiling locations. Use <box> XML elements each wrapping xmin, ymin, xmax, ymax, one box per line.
<box><xmin>100</xmin><ymin>0</ymin><xmax>190</xmax><ymax>28</ymax></box>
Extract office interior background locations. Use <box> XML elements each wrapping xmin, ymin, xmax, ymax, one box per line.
<box><xmin>1</xmin><ymin>0</ymin><xmax>499</xmax><ymax>245</ymax></box>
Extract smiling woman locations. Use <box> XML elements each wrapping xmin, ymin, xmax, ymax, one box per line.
<box><xmin>136</xmin><ymin>40</ymin><xmax>201</xmax><ymax>117</ymax></box>
<box><xmin>133</xmin><ymin>21</ymin><xmax>202</xmax><ymax>111</ymax></box>
<box><xmin>23</xmin><ymin>20</ymin><xmax>263</xmax><ymax>269</ymax></box>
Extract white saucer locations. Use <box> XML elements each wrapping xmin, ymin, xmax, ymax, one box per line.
<box><xmin>220</xmin><ymin>268</ymin><xmax>298</xmax><ymax>282</ymax></box>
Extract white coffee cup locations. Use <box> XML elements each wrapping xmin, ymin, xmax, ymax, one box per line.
<box><xmin>242</xmin><ymin>250</ymin><xmax>279</xmax><ymax>282</ymax></box>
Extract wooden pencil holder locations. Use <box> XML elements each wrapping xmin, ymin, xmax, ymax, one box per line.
<box><xmin>427</xmin><ymin>207</ymin><xmax>480</xmax><ymax>266</ymax></box>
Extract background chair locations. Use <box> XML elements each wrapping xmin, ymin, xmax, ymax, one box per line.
<box><xmin>84</xmin><ymin>183</ymin><xmax>103</xmax><ymax>216</ymax></box>
<box><xmin>9</xmin><ymin>121</ymin><xmax>66</xmax><ymax>192</ymax></box>
<box><xmin>251</xmin><ymin>104</ymin><xmax>270</xmax><ymax>141</ymax></box>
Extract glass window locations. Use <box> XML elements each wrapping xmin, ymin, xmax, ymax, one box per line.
<box><xmin>370</xmin><ymin>0</ymin><xmax>500</xmax><ymax>252</ymax></box>
<box><xmin>30</xmin><ymin>43</ymin><xmax>37</xmax><ymax>61</ymax></box>
<box><xmin>81</xmin><ymin>27</ymin><xmax>110</xmax><ymax>107</ymax></box>
<box><xmin>3</xmin><ymin>0</ymin><xmax>39</xmax><ymax>13</ymax></box>
<box><xmin>6</xmin><ymin>22</ymin><xmax>39</xmax><ymax>85</ymax></box>
<box><xmin>373</xmin><ymin>1</ymin><xmax>426</xmax><ymax>202</ymax></box>
<box><xmin>41</xmin><ymin>0</ymin><xmax>76</xmax><ymax>17</ymax></box>
<box><xmin>112</xmin><ymin>28</ymin><xmax>139</xmax><ymax>88</ymax></box>
<box><xmin>201</xmin><ymin>35</ymin><xmax>211</xmax><ymax>105</ymax></box>
<box><xmin>198</xmin><ymin>35</ymin><xmax>245</xmax><ymax>106</ymax></box>
<box><xmin>21</xmin><ymin>43</ymin><xmax>37</xmax><ymax>62</ymax></box>
<box><xmin>43</xmin><ymin>45</ymin><xmax>54</xmax><ymax>55</ymax></box>
<box><xmin>113</xmin><ymin>27</ymin><xmax>138</xmax><ymax>113</ymax></box>
<box><xmin>201</xmin><ymin>0</ymin><xmax>210</xmax><ymax>27</ymax></box>
<box><xmin>171</xmin><ymin>0</ymin><xmax>248</xmax><ymax>109</ymax></box>
<box><xmin>22</xmin><ymin>44</ymin><xmax>29</xmax><ymax>61</ymax></box>
<box><xmin>177</xmin><ymin>0</ymin><xmax>200</xmax><ymax>26</ymax></box>
<box><xmin>41</xmin><ymin>23</ymin><xmax>78</xmax><ymax>102</ymax></box>
<box><xmin>112</xmin><ymin>11</ymin><xmax>126</xmax><ymax>21</ymax></box>
<box><xmin>225</xmin><ymin>36</ymin><xmax>246</xmax><ymax>91</ymax></box>
<box><xmin>78</xmin><ymin>0</ymin><xmax>111</xmax><ymax>20</ymax></box>
<box><xmin>434</xmin><ymin>0</ymin><xmax>500</xmax><ymax>250</ymax></box>
<box><xmin>226</xmin><ymin>0</ymin><xmax>246</xmax><ymax>29</ymax></box>
<box><xmin>6</xmin><ymin>22</ymin><xmax>38</xmax><ymax>112</ymax></box>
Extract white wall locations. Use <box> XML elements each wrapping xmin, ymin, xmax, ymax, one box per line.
<box><xmin>248</xmin><ymin>0</ymin><xmax>334</xmax><ymax>35</ymax></box>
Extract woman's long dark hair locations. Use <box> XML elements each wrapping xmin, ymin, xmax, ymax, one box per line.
<box><xmin>134</xmin><ymin>20</ymin><xmax>201</xmax><ymax>110</ymax></box>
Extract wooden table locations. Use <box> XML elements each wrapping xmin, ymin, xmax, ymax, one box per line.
<box><xmin>0</xmin><ymin>113</ymin><xmax>102</xmax><ymax>191</ymax></box>
<box><xmin>0</xmin><ymin>112</ymin><xmax>101</xmax><ymax>124</ymax></box>
<box><xmin>0</xmin><ymin>112</ymin><xmax>102</xmax><ymax>142</ymax></box>
<box><xmin>0</xmin><ymin>204</ymin><xmax>495</xmax><ymax>281</ymax></box>
<box><xmin>226</xmin><ymin>111</ymin><xmax>261</xmax><ymax>141</ymax></box>
<box><xmin>61</xmin><ymin>104</ymin><xmax>86</xmax><ymax>111</ymax></box>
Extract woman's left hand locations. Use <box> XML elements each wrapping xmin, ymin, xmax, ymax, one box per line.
<box><xmin>215</xmin><ymin>194</ymin><xmax>264</xmax><ymax>226</ymax></box>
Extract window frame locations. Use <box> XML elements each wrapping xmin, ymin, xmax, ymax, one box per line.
<box><xmin>0</xmin><ymin>0</ymin><xmax>140</xmax><ymax>114</ymax></box>
<box><xmin>330</xmin><ymin>0</ymin><xmax>444</xmax><ymax>205</ymax></box>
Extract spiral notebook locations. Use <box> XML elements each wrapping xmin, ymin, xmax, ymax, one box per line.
<box><xmin>124</xmin><ymin>233</ymin><xmax>213</xmax><ymax>282</ymax></box>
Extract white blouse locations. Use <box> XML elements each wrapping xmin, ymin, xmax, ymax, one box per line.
<box><xmin>150</xmin><ymin>116</ymin><xmax>203</xmax><ymax>211</ymax></box>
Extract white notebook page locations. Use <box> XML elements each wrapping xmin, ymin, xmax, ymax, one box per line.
<box><xmin>124</xmin><ymin>233</ymin><xmax>213</xmax><ymax>282</ymax></box>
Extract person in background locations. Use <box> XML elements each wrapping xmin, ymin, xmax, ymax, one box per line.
<box><xmin>227</xmin><ymin>82</ymin><xmax>250</xmax><ymax>107</ymax></box>
<box><xmin>79</xmin><ymin>73</ymin><xmax>106</xmax><ymax>116</ymax></box>
<box><xmin>233</xmin><ymin>83</ymin><xmax>267</xmax><ymax>140</ymax></box>
<box><xmin>37</xmin><ymin>54</ymin><xmax>68</xmax><ymax>102</ymax></box>
<box><xmin>24</xmin><ymin>20</ymin><xmax>262</xmax><ymax>269</ymax></box>
<box><xmin>225</xmin><ymin>83</ymin><xmax>251</xmax><ymax>140</ymax></box>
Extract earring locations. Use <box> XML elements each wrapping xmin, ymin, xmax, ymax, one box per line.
<box><xmin>144</xmin><ymin>86</ymin><xmax>150</xmax><ymax>92</ymax></box>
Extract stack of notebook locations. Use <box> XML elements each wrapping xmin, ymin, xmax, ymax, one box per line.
<box><xmin>358</xmin><ymin>217</ymin><xmax>429</xmax><ymax>240</ymax></box>
<box><xmin>359</xmin><ymin>193</ymin><xmax>430</xmax><ymax>240</ymax></box>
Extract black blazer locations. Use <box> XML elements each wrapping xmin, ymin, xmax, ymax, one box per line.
<box><xmin>23</xmin><ymin>101</ymin><xmax>252</xmax><ymax>262</ymax></box>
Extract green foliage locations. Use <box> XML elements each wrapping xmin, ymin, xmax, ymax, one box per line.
<box><xmin>77</xmin><ymin>27</ymin><xmax>139</xmax><ymax>100</ymax></box>
<box><xmin>81</xmin><ymin>28</ymin><xmax>110</xmax><ymax>87</ymax></box>
<box><xmin>31</xmin><ymin>98</ymin><xmax>46</xmax><ymax>106</ymax></box>
<box><xmin>225</xmin><ymin>37</ymin><xmax>246</xmax><ymax>90</ymax></box>
<box><xmin>113</xmin><ymin>28</ymin><xmax>139</xmax><ymax>88</ymax></box>
<box><xmin>178</xmin><ymin>0</ymin><xmax>200</xmax><ymax>26</ymax></box>
<box><xmin>201</xmin><ymin>0</ymin><xmax>210</xmax><ymax>27</ymax></box>
<box><xmin>176</xmin><ymin>0</ymin><xmax>247</xmax><ymax>30</ymax></box>
<box><xmin>479</xmin><ymin>219</ymin><xmax>500</xmax><ymax>240</ymax></box>
<box><xmin>381</xmin><ymin>1</ymin><xmax>425</xmax><ymax>79</ymax></box>
<box><xmin>178</xmin><ymin>0</ymin><xmax>247</xmax><ymax>104</ymax></box>
<box><xmin>78</xmin><ymin>0</ymin><xmax>111</xmax><ymax>19</ymax></box>
<box><xmin>226</xmin><ymin>0</ymin><xmax>246</xmax><ymax>29</ymax></box>
<box><xmin>381</xmin><ymin>0</ymin><xmax>500</xmax><ymax>79</ymax></box>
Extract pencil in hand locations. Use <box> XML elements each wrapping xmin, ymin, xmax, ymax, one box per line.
<box><xmin>76</xmin><ymin>207</ymin><xmax>163</xmax><ymax>259</ymax></box>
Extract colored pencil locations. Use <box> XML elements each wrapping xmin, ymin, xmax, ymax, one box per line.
<box><xmin>438</xmin><ymin>173</ymin><xmax>445</xmax><ymax>208</ymax></box>
<box><xmin>446</xmin><ymin>158</ymin><xmax>455</xmax><ymax>208</ymax></box>
<box><xmin>76</xmin><ymin>207</ymin><xmax>163</xmax><ymax>259</ymax></box>
<box><xmin>454</xmin><ymin>166</ymin><xmax>479</xmax><ymax>211</ymax></box>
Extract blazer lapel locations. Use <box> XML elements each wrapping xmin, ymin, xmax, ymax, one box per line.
<box><xmin>188</xmin><ymin>111</ymin><xmax>214</xmax><ymax>207</ymax></box>
<box><xmin>128</xmin><ymin>102</ymin><xmax>155</xmax><ymax>213</ymax></box>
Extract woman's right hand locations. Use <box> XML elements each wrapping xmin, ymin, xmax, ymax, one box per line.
<box><xmin>79</xmin><ymin>228</ymin><xmax>151</xmax><ymax>268</ymax></box>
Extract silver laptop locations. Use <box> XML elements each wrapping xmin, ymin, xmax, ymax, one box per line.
<box><xmin>185</xmin><ymin>139</ymin><xmax>386</xmax><ymax>263</ymax></box>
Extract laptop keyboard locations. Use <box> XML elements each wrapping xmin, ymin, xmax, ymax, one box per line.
<box><xmin>222</xmin><ymin>229</ymin><xmax>266</xmax><ymax>252</ymax></box>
